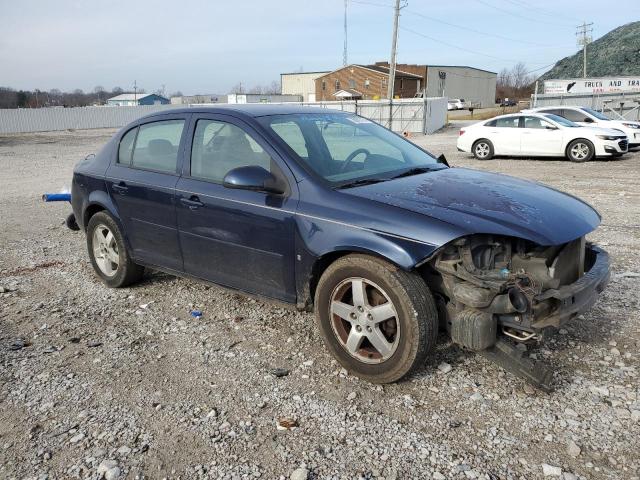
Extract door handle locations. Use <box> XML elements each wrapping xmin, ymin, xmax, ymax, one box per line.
<box><xmin>180</xmin><ymin>195</ymin><xmax>204</xmax><ymax>210</ymax></box>
<box><xmin>112</xmin><ymin>182</ymin><xmax>128</xmax><ymax>194</ymax></box>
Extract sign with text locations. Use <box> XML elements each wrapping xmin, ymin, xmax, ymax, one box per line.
<box><xmin>544</xmin><ymin>77</ymin><xmax>640</xmax><ymax>95</ymax></box>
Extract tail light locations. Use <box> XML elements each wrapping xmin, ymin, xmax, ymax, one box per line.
<box><xmin>459</xmin><ymin>129</ymin><xmax>465</xmax><ymax>136</ymax></box>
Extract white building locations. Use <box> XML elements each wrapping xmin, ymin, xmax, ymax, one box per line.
<box><xmin>280</xmin><ymin>71</ymin><xmax>330</xmax><ymax>102</ymax></box>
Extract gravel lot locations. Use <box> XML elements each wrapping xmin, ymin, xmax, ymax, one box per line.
<box><xmin>1</xmin><ymin>123</ymin><xmax>639</xmax><ymax>480</ymax></box>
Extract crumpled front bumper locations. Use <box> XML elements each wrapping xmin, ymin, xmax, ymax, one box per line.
<box><xmin>531</xmin><ymin>245</ymin><xmax>610</xmax><ymax>329</ymax></box>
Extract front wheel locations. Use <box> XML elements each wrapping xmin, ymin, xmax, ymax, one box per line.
<box><xmin>87</xmin><ymin>211</ymin><xmax>144</xmax><ymax>288</ymax></box>
<box><xmin>472</xmin><ymin>139</ymin><xmax>494</xmax><ymax>160</ymax></box>
<box><xmin>566</xmin><ymin>139</ymin><xmax>594</xmax><ymax>162</ymax></box>
<box><xmin>315</xmin><ymin>254</ymin><xmax>438</xmax><ymax>383</ymax></box>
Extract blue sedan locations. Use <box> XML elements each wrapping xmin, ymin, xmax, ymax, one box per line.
<box><xmin>70</xmin><ymin>105</ymin><xmax>610</xmax><ymax>389</ymax></box>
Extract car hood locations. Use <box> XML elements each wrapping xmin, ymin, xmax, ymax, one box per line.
<box><xmin>578</xmin><ymin>126</ymin><xmax>627</xmax><ymax>136</ymax></box>
<box><xmin>347</xmin><ymin>168</ymin><xmax>601</xmax><ymax>246</ymax></box>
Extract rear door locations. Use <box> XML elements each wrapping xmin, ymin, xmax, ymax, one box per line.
<box><xmin>485</xmin><ymin>116</ymin><xmax>521</xmax><ymax>154</ymax></box>
<box><xmin>175</xmin><ymin>114</ymin><xmax>298</xmax><ymax>302</ymax></box>
<box><xmin>105</xmin><ymin>116</ymin><xmax>189</xmax><ymax>271</ymax></box>
<box><xmin>520</xmin><ymin>116</ymin><xmax>564</xmax><ymax>156</ymax></box>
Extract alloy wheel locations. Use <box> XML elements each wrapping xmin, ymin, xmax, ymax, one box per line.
<box><xmin>475</xmin><ymin>142</ymin><xmax>490</xmax><ymax>158</ymax></box>
<box><xmin>570</xmin><ymin>142</ymin><xmax>590</xmax><ymax>160</ymax></box>
<box><xmin>92</xmin><ymin>224</ymin><xmax>119</xmax><ymax>277</ymax></box>
<box><xmin>329</xmin><ymin>277</ymin><xmax>400</xmax><ymax>364</ymax></box>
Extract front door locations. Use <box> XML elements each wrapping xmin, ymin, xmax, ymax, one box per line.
<box><xmin>520</xmin><ymin>116</ymin><xmax>564</xmax><ymax>156</ymax></box>
<box><xmin>175</xmin><ymin>114</ymin><xmax>298</xmax><ymax>302</ymax></box>
<box><xmin>105</xmin><ymin>117</ymin><xmax>188</xmax><ymax>271</ymax></box>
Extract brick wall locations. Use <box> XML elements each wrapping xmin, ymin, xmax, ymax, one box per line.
<box><xmin>315</xmin><ymin>65</ymin><xmax>421</xmax><ymax>101</ymax></box>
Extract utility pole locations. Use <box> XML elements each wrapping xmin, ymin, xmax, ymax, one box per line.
<box><xmin>386</xmin><ymin>0</ymin><xmax>405</xmax><ymax>101</ymax></box>
<box><xmin>133</xmin><ymin>80</ymin><xmax>138</xmax><ymax>104</ymax></box>
<box><xmin>386</xmin><ymin>0</ymin><xmax>406</xmax><ymax>128</ymax></box>
<box><xmin>343</xmin><ymin>0</ymin><xmax>348</xmax><ymax>66</ymax></box>
<box><xmin>576</xmin><ymin>21</ymin><xmax>593</xmax><ymax>78</ymax></box>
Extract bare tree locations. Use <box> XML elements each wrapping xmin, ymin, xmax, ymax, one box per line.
<box><xmin>265</xmin><ymin>80</ymin><xmax>281</xmax><ymax>94</ymax></box>
<box><xmin>229</xmin><ymin>82</ymin><xmax>244</xmax><ymax>94</ymax></box>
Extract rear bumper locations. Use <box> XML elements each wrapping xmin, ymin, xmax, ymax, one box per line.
<box><xmin>531</xmin><ymin>245</ymin><xmax>610</xmax><ymax>329</ymax></box>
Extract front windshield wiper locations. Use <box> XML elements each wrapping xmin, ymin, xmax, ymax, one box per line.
<box><xmin>335</xmin><ymin>178</ymin><xmax>387</xmax><ymax>189</ymax></box>
<box><xmin>389</xmin><ymin>166</ymin><xmax>435</xmax><ymax>179</ymax></box>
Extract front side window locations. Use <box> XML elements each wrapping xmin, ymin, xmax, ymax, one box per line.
<box><xmin>259</xmin><ymin>113</ymin><xmax>441</xmax><ymax>186</ymax></box>
<box><xmin>131</xmin><ymin>120</ymin><xmax>185</xmax><ymax>173</ymax></box>
<box><xmin>190</xmin><ymin>119</ymin><xmax>272</xmax><ymax>183</ymax></box>
<box><xmin>494</xmin><ymin>117</ymin><xmax>520</xmax><ymax>128</ymax></box>
<box><xmin>118</xmin><ymin>127</ymin><xmax>137</xmax><ymax>164</ymax></box>
<box><xmin>561</xmin><ymin>109</ymin><xmax>592</xmax><ymax>123</ymax></box>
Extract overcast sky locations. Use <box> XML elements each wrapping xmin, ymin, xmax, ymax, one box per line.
<box><xmin>1</xmin><ymin>0</ymin><xmax>638</xmax><ymax>94</ymax></box>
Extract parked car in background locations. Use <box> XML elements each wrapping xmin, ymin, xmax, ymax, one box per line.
<box><xmin>69</xmin><ymin>105</ymin><xmax>610</xmax><ymax>389</ymax></box>
<box><xmin>457</xmin><ymin>112</ymin><xmax>628</xmax><ymax>161</ymax></box>
<box><xmin>447</xmin><ymin>98</ymin><xmax>467</xmax><ymax>110</ymax></box>
<box><xmin>525</xmin><ymin>106</ymin><xmax>640</xmax><ymax>149</ymax></box>
<box><xmin>499</xmin><ymin>98</ymin><xmax>517</xmax><ymax>107</ymax></box>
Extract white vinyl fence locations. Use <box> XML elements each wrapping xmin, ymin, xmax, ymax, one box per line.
<box><xmin>0</xmin><ymin>98</ymin><xmax>448</xmax><ymax>135</ymax></box>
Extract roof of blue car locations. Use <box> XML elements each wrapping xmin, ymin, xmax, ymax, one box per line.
<box><xmin>141</xmin><ymin>103</ymin><xmax>344</xmax><ymax>119</ymax></box>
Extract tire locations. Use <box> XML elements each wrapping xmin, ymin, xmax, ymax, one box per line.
<box><xmin>566</xmin><ymin>139</ymin><xmax>594</xmax><ymax>162</ymax></box>
<box><xmin>314</xmin><ymin>254</ymin><xmax>438</xmax><ymax>383</ymax></box>
<box><xmin>86</xmin><ymin>211</ymin><xmax>144</xmax><ymax>288</ymax></box>
<box><xmin>472</xmin><ymin>139</ymin><xmax>494</xmax><ymax>160</ymax></box>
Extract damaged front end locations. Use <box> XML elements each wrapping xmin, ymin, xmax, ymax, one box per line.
<box><xmin>423</xmin><ymin>234</ymin><xmax>610</xmax><ymax>390</ymax></box>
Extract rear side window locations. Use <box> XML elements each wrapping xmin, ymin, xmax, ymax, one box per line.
<box><xmin>495</xmin><ymin>117</ymin><xmax>520</xmax><ymax>128</ymax></box>
<box><xmin>131</xmin><ymin>120</ymin><xmax>185</xmax><ymax>173</ymax></box>
<box><xmin>118</xmin><ymin>128</ymin><xmax>137</xmax><ymax>164</ymax></box>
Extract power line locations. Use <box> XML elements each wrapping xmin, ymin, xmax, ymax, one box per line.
<box><xmin>400</xmin><ymin>26</ymin><xmax>552</xmax><ymax>64</ymax></box>
<box><xmin>474</xmin><ymin>0</ymin><xmax>574</xmax><ymax>27</ymax></box>
<box><xmin>405</xmin><ymin>9</ymin><xmax>566</xmax><ymax>48</ymax></box>
<box><xmin>501</xmin><ymin>0</ymin><xmax>576</xmax><ymax>22</ymax></box>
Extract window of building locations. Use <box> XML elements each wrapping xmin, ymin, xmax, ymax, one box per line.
<box><xmin>348</xmin><ymin>79</ymin><xmax>356</xmax><ymax>89</ymax></box>
<box><xmin>190</xmin><ymin>120</ymin><xmax>272</xmax><ymax>183</ymax></box>
<box><xmin>335</xmin><ymin>79</ymin><xmax>341</xmax><ymax>90</ymax></box>
<box><xmin>321</xmin><ymin>80</ymin><xmax>326</xmax><ymax>91</ymax></box>
<box><xmin>364</xmin><ymin>79</ymin><xmax>370</xmax><ymax>89</ymax></box>
<box><xmin>131</xmin><ymin>120</ymin><xmax>185</xmax><ymax>173</ymax></box>
<box><xmin>400</xmin><ymin>78</ymin><xmax>404</xmax><ymax>89</ymax></box>
<box><xmin>118</xmin><ymin>127</ymin><xmax>138</xmax><ymax>165</ymax></box>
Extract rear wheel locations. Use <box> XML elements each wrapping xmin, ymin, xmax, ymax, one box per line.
<box><xmin>315</xmin><ymin>254</ymin><xmax>438</xmax><ymax>383</ymax></box>
<box><xmin>472</xmin><ymin>139</ymin><xmax>494</xmax><ymax>160</ymax></box>
<box><xmin>566</xmin><ymin>139</ymin><xmax>594</xmax><ymax>162</ymax></box>
<box><xmin>87</xmin><ymin>211</ymin><xmax>144</xmax><ymax>288</ymax></box>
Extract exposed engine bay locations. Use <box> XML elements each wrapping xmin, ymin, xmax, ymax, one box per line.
<box><xmin>425</xmin><ymin>234</ymin><xmax>596</xmax><ymax>348</ymax></box>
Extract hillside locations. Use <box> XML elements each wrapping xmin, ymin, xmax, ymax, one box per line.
<box><xmin>540</xmin><ymin>21</ymin><xmax>640</xmax><ymax>80</ymax></box>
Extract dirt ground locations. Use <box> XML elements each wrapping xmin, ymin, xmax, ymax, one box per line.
<box><xmin>1</xmin><ymin>124</ymin><xmax>639</xmax><ymax>480</ymax></box>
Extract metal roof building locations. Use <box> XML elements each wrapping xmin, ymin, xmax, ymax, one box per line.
<box><xmin>106</xmin><ymin>93</ymin><xmax>170</xmax><ymax>106</ymax></box>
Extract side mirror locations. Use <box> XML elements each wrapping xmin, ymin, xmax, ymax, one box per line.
<box><xmin>583</xmin><ymin>117</ymin><xmax>595</xmax><ymax>123</ymax></box>
<box><xmin>545</xmin><ymin>125</ymin><xmax>558</xmax><ymax>130</ymax></box>
<box><xmin>437</xmin><ymin>153</ymin><xmax>449</xmax><ymax>167</ymax></box>
<box><xmin>223</xmin><ymin>166</ymin><xmax>285</xmax><ymax>195</ymax></box>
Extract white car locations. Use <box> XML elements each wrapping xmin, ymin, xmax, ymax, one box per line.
<box><xmin>524</xmin><ymin>106</ymin><xmax>640</xmax><ymax>149</ymax></box>
<box><xmin>457</xmin><ymin>112</ymin><xmax>628</xmax><ymax>162</ymax></box>
<box><xmin>447</xmin><ymin>98</ymin><xmax>467</xmax><ymax>111</ymax></box>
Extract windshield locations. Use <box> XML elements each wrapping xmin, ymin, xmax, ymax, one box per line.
<box><xmin>581</xmin><ymin>107</ymin><xmax>610</xmax><ymax>121</ymax></box>
<box><xmin>258</xmin><ymin>113</ymin><xmax>442</xmax><ymax>186</ymax></box>
<box><xmin>543</xmin><ymin>113</ymin><xmax>578</xmax><ymax>127</ymax></box>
